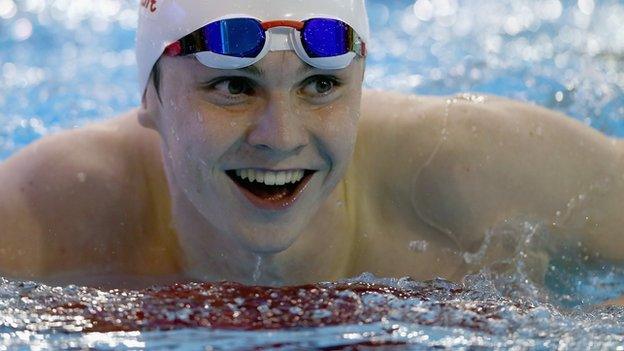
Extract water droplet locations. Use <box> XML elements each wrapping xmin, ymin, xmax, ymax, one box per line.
<box><xmin>578</xmin><ymin>0</ymin><xmax>595</xmax><ymax>15</ymax></box>
<box><xmin>413</xmin><ymin>0</ymin><xmax>433</xmax><ymax>21</ymax></box>
<box><xmin>0</xmin><ymin>0</ymin><xmax>16</xmax><ymax>19</ymax></box>
<box><xmin>76</xmin><ymin>172</ymin><xmax>87</xmax><ymax>182</ymax></box>
<box><xmin>12</xmin><ymin>18</ymin><xmax>33</xmax><ymax>41</ymax></box>
<box><xmin>408</xmin><ymin>240</ymin><xmax>429</xmax><ymax>252</ymax></box>
<box><xmin>252</xmin><ymin>255</ymin><xmax>263</xmax><ymax>282</ymax></box>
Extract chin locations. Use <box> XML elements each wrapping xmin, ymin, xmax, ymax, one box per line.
<box><xmin>231</xmin><ymin>223</ymin><xmax>304</xmax><ymax>254</ymax></box>
<box><xmin>237</xmin><ymin>237</ymin><xmax>297</xmax><ymax>255</ymax></box>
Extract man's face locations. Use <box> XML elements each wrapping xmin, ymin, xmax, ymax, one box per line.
<box><xmin>150</xmin><ymin>51</ymin><xmax>364</xmax><ymax>253</ymax></box>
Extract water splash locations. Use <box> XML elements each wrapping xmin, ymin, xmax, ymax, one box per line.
<box><xmin>252</xmin><ymin>255</ymin><xmax>263</xmax><ymax>283</ymax></box>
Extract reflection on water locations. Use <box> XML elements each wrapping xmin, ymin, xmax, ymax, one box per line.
<box><xmin>1</xmin><ymin>0</ymin><xmax>624</xmax><ymax>349</ymax></box>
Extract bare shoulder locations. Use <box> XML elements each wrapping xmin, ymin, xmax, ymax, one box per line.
<box><xmin>0</xmin><ymin>110</ymin><xmax>158</xmax><ymax>277</ymax></box>
<box><xmin>359</xmin><ymin>89</ymin><xmax>620</xmax><ymax>180</ymax></box>
<box><xmin>0</xmin><ymin>110</ymin><xmax>149</xmax><ymax>195</ymax></box>
<box><xmin>358</xmin><ymin>90</ymin><xmax>623</xmax><ymax>254</ymax></box>
<box><xmin>357</xmin><ymin>90</ymin><xmax>448</xmax><ymax>170</ymax></box>
<box><xmin>361</xmin><ymin>89</ymin><xmax>608</xmax><ymax>135</ymax></box>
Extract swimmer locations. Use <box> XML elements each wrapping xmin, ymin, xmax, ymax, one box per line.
<box><xmin>0</xmin><ymin>0</ymin><xmax>623</xmax><ymax>290</ymax></box>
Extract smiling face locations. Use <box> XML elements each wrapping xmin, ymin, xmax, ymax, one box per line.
<box><xmin>142</xmin><ymin>51</ymin><xmax>364</xmax><ymax>254</ymax></box>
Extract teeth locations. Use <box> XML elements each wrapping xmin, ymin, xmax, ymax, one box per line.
<box><xmin>264</xmin><ymin>172</ymin><xmax>276</xmax><ymax>186</ymax></box>
<box><xmin>232</xmin><ymin>169</ymin><xmax>306</xmax><ymax>186</ymax></box>
<box><xmin>256</xmin><ymin>170</ymin><xmax>265</xmax><ymax>184</ymax></box>
<box><xmin>275</xmin><ymin>172</ymin><xmax>286</xmax><ymax>186</ymax></box>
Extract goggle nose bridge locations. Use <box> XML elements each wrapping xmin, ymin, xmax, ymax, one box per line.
<box><xmin>264</xmin><ymin>24</ymin><xmax>299</xmax><ymax>53</ymax></box>
<box><xmin>261</xmin><ymin>20</ymin><xmax>305</xmax><ymax>31</ymax></box>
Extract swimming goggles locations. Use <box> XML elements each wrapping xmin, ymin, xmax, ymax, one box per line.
<box><xmin>164</xmin><ymin>17</ymin><xmax>367</xmax><ymax>70</ymax></box>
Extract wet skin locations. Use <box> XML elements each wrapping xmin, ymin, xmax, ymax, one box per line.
<box><xmin>0</xmin><ymin>51</ymin><xmax>624</xmax><ymax>291</ymax></box>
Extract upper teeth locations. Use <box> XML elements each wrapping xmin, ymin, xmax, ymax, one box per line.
<box><xmin>234</xmin><ymin>169</ymin><xmax>305</xmax><ymax>186</ymax></box>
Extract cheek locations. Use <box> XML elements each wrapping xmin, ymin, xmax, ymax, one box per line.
<box><xmin>315</xmin><ymin>100</ymin><xmax>360</xmax><ymax>156</ymax></box>
<box><xmin>163</xmin><ymin>93</ymin><xmax>241</xmax><ymax>150</ymax></box>
<box><xmin>160</xmin><ymin>101</ymin><xmax>244</xmax><ymax>178</ymax></box>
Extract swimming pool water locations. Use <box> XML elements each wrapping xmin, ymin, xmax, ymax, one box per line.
<box><xmin>1</xmin><ymin>0</ymin><xmax>624</xmax><ymax>349</ymax></box>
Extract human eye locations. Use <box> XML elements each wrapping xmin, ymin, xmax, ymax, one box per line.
<box><xmin>201</xmin><ymin>77</ymin><xmax>256</xmax><ymax>105</ymax></box>
<box><xmin>299</xmin><ymin>75</ymin><xmax>342</xmax><ymax>103</ymax></box>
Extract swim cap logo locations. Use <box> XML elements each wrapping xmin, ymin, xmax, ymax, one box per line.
<box><xmin>140</xmin><ymin>0</ymin><xmax>157</xmax><ymax>13</ymax></box>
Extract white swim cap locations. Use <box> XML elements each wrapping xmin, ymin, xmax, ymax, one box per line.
<box><xmin>136</xmin><ymin>0</ymin><xmax>370</xmax><ymax>95</ymax></box>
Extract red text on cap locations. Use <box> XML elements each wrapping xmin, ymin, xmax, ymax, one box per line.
<box><xmin>141</xmin><ymin>0</ymin><xmax>157</xmax><ymax>13</ymax></box>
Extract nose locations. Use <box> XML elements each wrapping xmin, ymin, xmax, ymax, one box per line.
<box><xmin>246</xmin><ymin>96</ymin><xmax>309</xmax><ymax>154</ymax></box>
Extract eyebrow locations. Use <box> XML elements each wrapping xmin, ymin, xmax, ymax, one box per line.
<box><xmin>233</xmin><ymin>62</ymin><xmax>318</xmax><ymax>78</ymax></box>
<box><xmin>238</xmin><ymin>65</ymin><xmax>265</xmax><ymax>77</ymax></box>
<box><xmin>297</xmin><ymin>63</ymin><xmax>316</xmax><ymax>76</ymax></box>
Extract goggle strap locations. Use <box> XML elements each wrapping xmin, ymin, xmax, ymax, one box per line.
<box><xmin>164</xmin><ymin>42</ymin><xmax>182</xmax><ymax>56</ymax></box>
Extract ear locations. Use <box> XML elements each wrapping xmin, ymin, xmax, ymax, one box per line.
<box><xmin>138</xmin><ymin>81</ymin><xmax>159</xmax><ymax>130</ymax></box>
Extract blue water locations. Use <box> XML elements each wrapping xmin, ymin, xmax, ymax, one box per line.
<box><xmin>2</xmin><ymin>0</ymin><xmax>624</xmax><ymax>349</ymax></box>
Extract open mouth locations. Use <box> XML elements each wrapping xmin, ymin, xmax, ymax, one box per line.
<box><xmin>226</xmin><ymin>169</ymin><xmax>315</xmax><ymax>209</ymax></box>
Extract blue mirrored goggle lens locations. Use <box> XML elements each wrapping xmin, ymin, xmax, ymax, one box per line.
<box><xmin>203</xmin><ymin>19</ymin><xmax>266</xmax><ymax>58</ymax></box>
<box><xmin>301</xmin><ymin>19</ymin><xmax>350</xmax><ymax>58</ymax></box>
